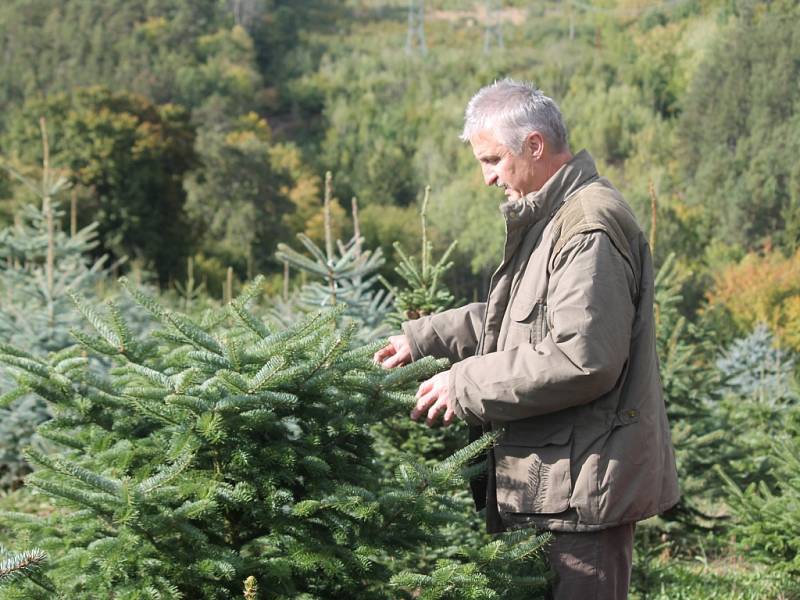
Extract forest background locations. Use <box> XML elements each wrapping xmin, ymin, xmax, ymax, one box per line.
<box><xmin>1</xmin><ymin>0</ymin><xmax>800</xmax><ymax>598</ymax></box>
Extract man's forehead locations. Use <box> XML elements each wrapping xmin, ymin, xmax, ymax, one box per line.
<box><xmin>469</xmin><ymin>130</ymin><xmax>506</xmax><ymax>156</ymax></box>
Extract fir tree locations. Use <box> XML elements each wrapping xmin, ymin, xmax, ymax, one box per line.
<box><xmin>380</xmin><ymin>186</ymin><xmax>457</xmax><ymax>328</ymax></box>
<box><xmin>716</xmin><ymin>324</ymin><xmax>797</xmax><ymax>404</ymax></box>
<box><xmin>0</xmin><ymin>120</ymin><xmax>118</xmax><ymax>490</ymax></box>
<box><xmin>275</xmin><ymin>172</ymin><xmax>393</xmax><ymax>343</ymax></box>
<box><xmin>0</xmin><ymin>119</ymin><xmax>108</xmax><ymax>353</ymax></box>
<box><xmin>0</xmin><ymin>278</ymin><xmax>549</xmax><ymax>599</ymax></box>
<box><xmin>370</xmin><ymin>185</ymin><xmax>487</xmax><ymax>580</ymax></box>
<box><xmin>717</xmin><ymin>434</ymin><xmax>800</xmax><ymax>577</ymax></box>
<box><xmin>651</xmin><ymin>257</ymin><xmax>799</xmax><ymax>555</ymax></box>
<box><xmin>647</xmin><ymin>253</ymin><xmax>727</xmax><ymax>544</ymax></box>
<box><xmin>709</xmin><ymin>327</ymin><xmax>800</xmax><ymax>501</ymax></box>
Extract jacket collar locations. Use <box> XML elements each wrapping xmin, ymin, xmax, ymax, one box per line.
<box><xmin>499</xmin><ymin>149</ymin><xmax>599</xmax><ymax>232</ymax></box>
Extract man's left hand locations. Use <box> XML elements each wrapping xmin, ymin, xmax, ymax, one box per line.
<box><xmin>411</xmin><ymin>370</ymin><xmax>457</xmax><ymax>427</ymax></box>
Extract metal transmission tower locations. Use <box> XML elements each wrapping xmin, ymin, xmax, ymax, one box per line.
<box><xmin>483</xmin><ymin>0</ymin><xmax>504</xmax><ymax>54</ymax></box>
<box><xmin>229</xmin><ymin>0</ymin><xmax>258</xmax><ymax>29</ymax></box>
<box><xmin>405</xmin><ymin>0</ymin><xmax>427</xmax><ymax>56</ymax></box>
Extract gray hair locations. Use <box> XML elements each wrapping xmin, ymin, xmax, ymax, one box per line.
<box><xmin>460</xmin><ymin>79</ymin><xmax>568</xmax><ymax>154</ymax></box>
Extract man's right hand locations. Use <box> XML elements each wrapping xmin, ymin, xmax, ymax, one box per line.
<box><xmin>373</xmin><ymin>335</ymin><xmax>412</xmax><ymax>369</ymax></box>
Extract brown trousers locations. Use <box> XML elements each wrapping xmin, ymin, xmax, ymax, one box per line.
<box><xmin>545</xmin><ymin>523</ymin><xmax>635</xmax><ymax>600</ymax></box>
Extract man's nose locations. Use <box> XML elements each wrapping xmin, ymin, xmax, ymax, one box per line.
<box><xmin>481</xmin><ymin>165</ymin><xmax>497</xmax><ymax>186</ymax></box>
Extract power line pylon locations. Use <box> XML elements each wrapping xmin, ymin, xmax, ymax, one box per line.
<box><xmin>406</xmin><ymin>0</ymin><xmax>427</xmax><ymax>56</ymax></box>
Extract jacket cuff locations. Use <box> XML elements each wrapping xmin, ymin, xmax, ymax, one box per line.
<box><xmin>449</xmin><ymin>362</ymin><xmax>483</xmax><ymax>426</ymax></box>
<box><xmin>401</xmin><ymin>320</ymin><xmax>426</xmax><ymax>362</ymax></box>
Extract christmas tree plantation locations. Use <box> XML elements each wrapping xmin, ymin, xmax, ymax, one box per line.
<box><xmin>0</xmin><ymin>278</ymin><xmax>549</xmax><ymax>599</ymax></box>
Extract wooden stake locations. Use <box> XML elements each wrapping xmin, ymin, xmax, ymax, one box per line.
<box><xmin>185</xmin><ymin>256</ymin><xmax>195</xmax><ymax>311</ymax></box>
<box><xmin>351</xmin><ymin>196</ymin><xmax>362</xmax><ymax>259</ymax></box>
<box><xmin>323</xmin><ymin>171</ymin><xmax>334</xmax><ymax>263</ymax></box>
<box><xmin>225</xmin><ymin>266</ymin><xmax>233</xmax><ymax>304</ymax></box>
<box><xmin>283</xmin><ymin>259</ymin><xmax>289</xmax><ymax>302</ymax></box>
<box><xmin>648</xmin><ymin>179</ymin><xmax>657</xmax><ymax>255</ymax></box>
<box><xmin>45</xmin><ymin>197</ymin><xmax>54</xmax><ymax>299</ymax></box>
<box><xmin>323</xmin><ymin>171</ymin><xmax>336</xmax><ymax>304</ymax></box>
<box><xmin>40</xmin><ymin>117</ymin><xmax>49</xmax><ymax>193</ymax></box>
<box><xmin>70</xmin><ymin>188</ymin><xmax>77</xmax><ymax>237</ymax></box>
<box><xmin>40</xmin><ymin>117</ymin><xmax>55</xmax><ymax>327</ymax></box>
<box><xmin>568</xmin><ymin>0</ymin><xmax>575</xmax><ymax>40</ymax></box>
<box><xmin>421</xmin><ymin>185</ymin><xmax>431</xmax><ymax>275</ymax></box>
<box><xmin>12</xmin><ymin>214</ymin><xmax>21</xmax><ymax>269</ymax></box>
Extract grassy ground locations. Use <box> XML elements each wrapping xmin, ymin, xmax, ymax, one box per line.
<box><xmin>631</xmin><ymin>544</ymin><xmax>799</xmax><ymax>600</ymax></box>
<box><xmin>632</xmin><ymin>557</ymin><xmax>798</xmax><ymax>599</ymax></box>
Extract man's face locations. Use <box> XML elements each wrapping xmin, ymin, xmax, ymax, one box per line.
<box><xmin>469</xmin><ymin>129</ymin><xmax>538</xmax><ymax>202</ymax></box>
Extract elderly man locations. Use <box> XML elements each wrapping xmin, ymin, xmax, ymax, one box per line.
<box><xmin>373</xmin><ymin>80</ymin><xmax>679</xmax><ymax>599</ymax></box>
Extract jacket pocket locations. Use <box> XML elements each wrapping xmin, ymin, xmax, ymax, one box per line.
<box><xmin>573</xmin><ymin>410</ymin><xmax>643</xmax><ymax>526</ymax></box>
<box><xmin>508</xmin><ymin>298</ymin><xmax>549</xmax><ymax>346</ymax></box>
<box><xmin>494</xmin><ymin>424</ymin><xmax>573</xmax><ymax>514</ymax></box>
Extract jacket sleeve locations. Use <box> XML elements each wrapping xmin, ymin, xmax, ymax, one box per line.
<box><xmin>401</xmin><ymin>302</ymin><xmax>486</xmax><ymax>363</ymax></box>
<box><xmin>449</xmin><ymin>231</ymin><xmax>636</xmax><ymax>424</ymax></box>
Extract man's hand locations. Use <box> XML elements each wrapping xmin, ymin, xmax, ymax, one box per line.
<box><xmin>373</xmin><ymin>335</ymin><xmax>412</xmax><ymax>369</ymax></box>
<box><xmin>411</xmin><ymin>370</ymin><xmax>457</xmax><ymax>427</ymax></box>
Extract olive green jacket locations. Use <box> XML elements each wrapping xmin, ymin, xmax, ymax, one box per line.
<box><xmin>402</xmin><ymin>150</ymin><xmax>680</xmax><ymax>533</ymax></box>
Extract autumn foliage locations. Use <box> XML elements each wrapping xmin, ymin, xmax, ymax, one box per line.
<box><xmin>707</xmin><ymin>248</ymin><xmax>800</xmax><ymax>351</ymax></box>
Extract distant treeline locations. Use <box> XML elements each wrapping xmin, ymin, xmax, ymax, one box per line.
<box><xmin>1</xmin><ymin>0</ymin><xmax>798</xmax><ymax>313</ymax></box>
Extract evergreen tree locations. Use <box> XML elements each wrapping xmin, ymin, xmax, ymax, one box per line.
<box><xmin>0</xmin><ymin>125</ymin><xmax>118</xmax><ymax>490</ymax></box>
<box><xmin>717</xmin><ymin>434</ymin><xmax>800</xmax><ymax>577</ymax></box>
<box><xmin>716</xmin><ymin>324</ymin><xmax>797</xmax><ymax>404</ymax></box>
<box><xmin>709</xmin><ymin>327</ymin><xmax>800</xmax><ymax>496</ymax></box>
<box><xmin>380</xmin><ymin>186</ymin><xmax>457</xmax><ymax>328</ymax></box>
<box><xmin>276</xmin><ymin>179</ymin><xmax>537</xmax><ymax>593</ymax></box>
<box><xmin>706</xmin><ymin>317</ymin><xmax>800</xmax><ymax>579</ymax></box>
<box><xmin>647</xmin><ymin>253</ymin><xmax>726</xmax><ymax>544</ymax></box>
<box><xmin>0</xmin><ymin>202</ymin><xmax>108</xmax><ymax>352</ymax></box>
<box><xmin>275</xmin><ymin>172</ymin><xmax>393</xmax><ymax>343</ymax></box>
<box><xmin>0</xmin><ymin>201</ymin><xmax>111</xmax><ymax>491</ymax></box>
<box><xmin>369</xmin><ymin>183</ymin><xmax>489</xmax><ymax>580</ymax></box>
<box><xmin>0</xmin><ymin>278</ymin><xmax>550</xmax><ymax>599</ymax></box>
<box><xmin>654</xmin><ymin>261</ymin><xmax>800</xmax><ymax>555</ymax></box>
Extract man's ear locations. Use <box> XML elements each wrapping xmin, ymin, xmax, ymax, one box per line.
<box><xmin>525</xmin><ymin>131</ymin><xmax>545</xmax><ymax>160</ymax></box>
